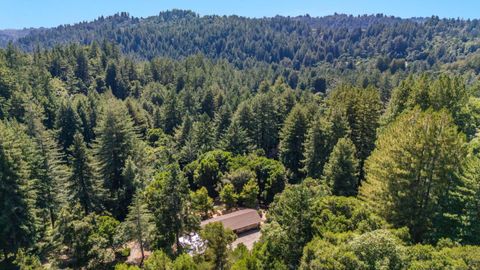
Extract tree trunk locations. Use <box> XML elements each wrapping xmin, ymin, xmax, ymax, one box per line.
<box><xmin>50</xmin><ymin>208</ymin><xmax>55</xmax><ymax>228</ymax></box>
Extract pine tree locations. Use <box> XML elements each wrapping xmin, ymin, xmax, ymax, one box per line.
<box><xmin>302</xmin><ymin>117</ymin><xmax>333</xmax><ymax>179</ymax></box>
<box><xmin>106</xmin><ymin>61</ymin><xmax>120</xmax><ymax>98</ymax></box>
<box><xmin>220</xmin><ymin>121</ymin><xmax>254</xmax><ymax>155</ymax></box>
<box><xmin>26</xmin><ymin>109</ymin><xmax>68</xmax><ymax>229</ymax></box>
<box><xmin>381</xmin><ymin>78</ymin><xmax>412</xmax><ymax>126</ymax></box>
<box><xmin>0</xmin><ymin>121</ymin><xmax>36</xmax><ymax>257</ymax></box>
<box><xmin>55</xmin><ymin>100</ymin><xmax>81</xmax><ymax>156</ymax></box>
<box><xmin>174</xmin><ymin>115</ymin><xmax>192</xmax><ymax>149</ymax></box>
<box><xmin>189</xmin><ymin>114</ymin><xmax>215</xmax><ymax>157</ymax></box>
<box><xmin>322</xmin><ymin>137</ymin><xmax>359</xmax><ymax>196</ymax></box>
<box><xmin>279</xmin><ymin>105</ymin><xmax>308</xmax><ymax>181</ymax></box>
<box><xmin>123</xmin><ymin>192</ymin><xmax>155</xmax><ymax>266</ymax></box>
<box><xmin>161</xmin><ymin>90</ymin><xmax>181</xmax><ymax>134</ymax></box>
<box><xmin>232</xmin><ymin>102</ymin><xmax>255</xmax><ymax>142</ymax></box>
<box><xmin>460</xmin><ymin>153</ymin><xmax>480</xmax><ymax>244</ymax></box>
<box><xmin>328</xmin><ymin>108</ymin><xmax>350</xmax><ymax>144</ymax></box>
<box><xmin>328</xmin><ymin>85</ymin><xmax>382</xmax><ymax>179</ymax></box>
<box><xmin>214</xmin><ymin>105</ymin><xmax>231</xmax><ymax>141</ymax></box>
<box><xmin>360</xmin><ymin>108</ymin><xmax>466</xmax><ymax>243</ymax></box>
<box><xmin>145</xmin><ymin>164</ymin><xmax>194</xmax><ymax>252</ymax></box>
<box><xmin>382</xmin><ymin>75</ymin><xmax>474</xmax><ymax>138</ymax></box>
<box><xmin>75</xmin><ymin>48</ymin><xmax>90</xmax><ymax>85</ymax></box>
<box><xmin>152</xmin><ymin>107</ymin><xmax>162</xmax><ymax>129</ymax></box>
<box><xmin>178</xmin><ymin>138</ymin><xmax>198</xmax><ymax>167</ymax></box>
<box><xmin>251</xmin><ymin>93</ymin><xmax>282</xmax><ymax>157</ymax></box>
<box><xmin>95</xmin><ymin>100</ymin><xmax>137</xmax><ymax>220</ymax></box>
<box><xmin>75</xmin><ymin>95</ymin><xmax>98</xmax><ymax>144</ymax></box>
<box><xmin>67</xmin><ymin>133</ymin><xmax>101</xmax><ymax>215</ymax></box>
<box><xmin>125</xmin><ymin>98</ymin><xmax>150</xmax><ymax>137</ymax></box>
<box><xmin>40</xmin><ymin>77</ymin><xmax>62</xmax><ymax>130</ymax></box>
<box><xmin>200</xmin><ymin>222</ymin><xmax>236</xmax><ymax>270</ymax></box>
<box><xmin>200</xmin><ymin>88</ymin><xmax>216</xmax><ymax>119</ymax></box>
<box><xmin>263</xmin><ymin>181</ymin><xmax>328</xmax><ymax>268</ymax></box>
<box><xmin>0</xmin><ymin>61</ymin><xmax>15</xmax><ymax>119</ymax></box>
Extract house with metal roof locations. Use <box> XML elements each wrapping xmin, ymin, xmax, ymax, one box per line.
<box><xmin>200</xmin><ymin>208</ymin><xmax>262</xmax><ymax>234</ymax></box>
<box><xmin>180</xmin><ymin>209</ymin><xmax>262</xmax><ymax>252</ymax></box>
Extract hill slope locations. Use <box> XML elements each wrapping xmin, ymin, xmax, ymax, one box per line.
<box><xmin>4</xmin><ymin>10</ymin><xmax>480</xmax><ymax>69</ymax></box>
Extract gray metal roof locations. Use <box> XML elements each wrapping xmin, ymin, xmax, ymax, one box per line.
<box><xmin>200</xmin><ymin>208</ymin><xmax>261</xmax><ymax>231</ymax></box>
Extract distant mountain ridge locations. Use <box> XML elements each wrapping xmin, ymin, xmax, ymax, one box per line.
<box><xmin>0</xmin><ymin>28</ymin><xmax>31</xmax><ymax>47</ymax></box>
<box><xmin>2</xmin><ymin>10</ymin><xmax>480</xmax><ymax>69</ymax></box>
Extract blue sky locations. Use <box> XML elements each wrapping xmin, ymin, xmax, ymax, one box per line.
<box><xmin>1</xmin><ymin>0</ymin><xmax>479</xmax><ymax>29</ymax></box>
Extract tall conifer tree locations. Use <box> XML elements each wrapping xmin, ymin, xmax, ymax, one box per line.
<box><xmin>67</xmin><ymin>132</ymin><xmax>101</xmax><ymax>215</ymax></box>
<box><xmin>279</xmin><ymin>105</ymin><xmax>308</xmax><ymax>181</ymax></box>
<box><xmin>95</xmin><ymin>100</ymin><xmax>137</xmax><ymax>220</ymax></box>
<box><xmin>0</xmin><ymin>121</ymin><xmax>37</xmax><ymax>257</ymax></box>
<box><xmin>322</xmin><ymin>137</ymin><xmax>359</xmax><ymax>196</ymax></box>
<box><xmin>360</xmin><ymin>109</ymin><xmax>466</xmax><ymax>242</ymax></box>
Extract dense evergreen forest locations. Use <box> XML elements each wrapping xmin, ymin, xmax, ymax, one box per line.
<box><xmin>1</xmin><ymin>9</ymin><xmax>480</xmax><ymax>270</ymax></box>
<box><xmin>3</xmin><ymin>10</ymin><xmax>480</xmax><ymax>72</ymax></box>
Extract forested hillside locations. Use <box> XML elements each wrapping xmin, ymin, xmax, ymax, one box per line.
<box><xmin>1</xmin><ymin>10</ymin><xmax>480</xmax><ymax>270</ymax></box>
<box><xmin>5</xmin><ymin>10</ymin><xmax>480</xmax><ymax>71</ymax></box>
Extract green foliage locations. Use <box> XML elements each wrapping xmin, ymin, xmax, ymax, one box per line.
<box><xmin>115</xmin><ymin>263</ymin><xmax>141</xmax><ymax>270</ymax></box>
<box><xmin>214</xmin><ymin>105</ymin><xmax>232</xmax><ymax>141</ymax></box>
<box><xmin>2</xmin><ymin>12</ymin><xmax>480</xmax><ymax>268</ymax></box>
<box><xmin>279</xmin><ymin>105</ymin><xmax>308</xmax><ymax>181</ymax></box>
<box><xmin>263</xmin><ymin>180</ymin><xmax>330</xmax><ymax>268</ymax></box>
<box><xmin>250</xmin><ymin>93</ymin><xmax>283</xmax><ymax>157</ymax></box>
<box><xmin>322</xmin><ymin>137</ymin><xmax>359</xmax><ymax>196</ymax></box>
<box><xmin>95</xmin><ymin>99</ymin><xmax>138</xmax><ymax>220</ymax></box>
<box><xmin>300</xmin><ymin>237</ymin><xmax>364</xmax><ymax>270</ymax></box>
<box><xmin>55</xmin><ymin>100</ymin><xmax>81</xmax><ymax>155</ymax></box>
<box><xmin>188</xmin><ymin>114</ymin><xmax>216</xmax><ymax>159</ymax></box>
<box><xmin>172</xmin><ymin>253</ymin><xmax>196</xmax><ymax>270</ymax></box>
<box><xmin>75</xmin><ymin>93</ymin><xmax>99</xmax><ymax>143</ymax></box>
<box><xmin>222</xmin><ymin>168</ymin><xmax>255</xmax><ymax>193</ymax></box>
<box><xmin>383</xmin><ymin>75</ymin><xmax>475</xmax><ymax>137</ymax></box>
<box><xmin>125</xmin><ymin>98</ymin><xmax>150</xmax><ymax>137</ymax></box>
<box><xmin>229</xmin><ymin>244</ymin><xmax>266</xmax><ymax>270</ymax></box>
<box><xmin>144</xmin><ymin>250</ymin><xmax>172</xmax><ymax>270</ymax></box>
<box><xmin>0</xmin><ymin>121</ymin><xmax>36</xmax><ymax>257</ymax></box>
<box><xmin>200</xmin><ymin>222</ymin><xmax>237</xmax><ymax>270</ymax></box>
<box><xmin>312</xmin><ymin>196</ymin><xmax>385</xmax><ymax>237</ymax></box>
<box><xmin>14</xmin><ymin>11</ymin><xmax>480</xmax><ymax>73</ymax></box>
<box><xmin>239</xmin><ymin>178</ymin><xmax>260</xmax><ymax>208</ymax></box>
<box><xmin>0</xmin><ymin>61</ymin><xmax>16</xmax><ymax>119</ymax></box>
<box><xmin>185</xmin><ymin>151</ymin><xmax>287</xmax><ymax>207</ymax></box>
<box><xmin>190</xmin><ymin>187</ymin><xmax>214</xmax><ymax>219</ymax></box>
<box><xmin>460</xmin><ymin>152</ymin><xmax>480</xmax><ymax>244</ymax></box>
<box><xmin>53</xmin><ymin>210</ymin><xmax>118</xmax><ymax>269</ymax></box>
<box><xmin>145</xmin><ymin>165</ymin><xmax>196</xmax><ymax>252</ymax></box>
<box><xmin>349</xmin><ymin>230</ymin><xmax>406</xmax><ymax>270</ymax></box>
<box><xmin>13</xmin><ymin>249</ymin><xmax>44</xmax><ymax>270</ymax></box>
<box><xmin>25</xmin><ymin>108</ymin><xmax>69</xmax><ymax>230</ymax></box>
<box><xmin>220</xmin><ymin>183</ymin><xmax>238</xmax><ymax>210</ymax></box>
<box><xmin>220</xmin><ymin>120</ymin><xmax>254</xmax><ymax>155</ymax></box>
<box><xmin>301</xmin><ymin>230</ymin><xmax>480</xmax><ymax>270</ymax></box>
<box><xmin>95</xmin><ymin>215</ymin><xmax>120</xmax><ymax>249</ymax></box>
<box><xmin>232</xmin><ymin>154</ymin><xmax>287</xmax><ymax>204</ymax></box>
<box><xmin>302</xmin><ymin>116</ymin><xmax>337</xmax><ymax>179</ymax></box>
<box><xmin>404</xmin><ymin>244</ymin><xmax>480</xmax><ymax>269</ymax></box>
<box><xmin>361</xmin><ymin>108</ymin><xmax>467</xmax><ymax>243</ymax></box>
<box><xmin>185</xmin><ymin>150</ymin><xmax>232</xmax><ymax>197</ymax></box>
<box><xmin>155</xmin><ymin>90</ymin><xmax>180</xmax><ymax>135</ymax></box>
<box><xmin>328</xmin><ymin>85</ymin><xmax>382</xmax><ymax>179</ymax></box>
<box><xmin>67</xmin><ymin>132</ymin><xmax>101</xmax><ymax>214</ymax></box>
